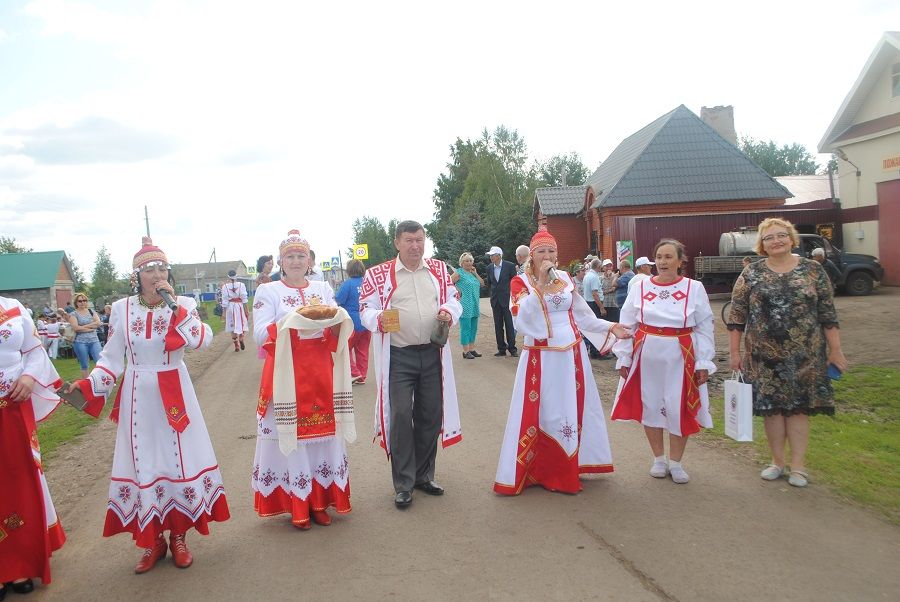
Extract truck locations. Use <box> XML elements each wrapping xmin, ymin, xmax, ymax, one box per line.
<box><xmin>695</xmin><ymin>229</ymin><xmax>885</xmax><ymax>295</ymax></box>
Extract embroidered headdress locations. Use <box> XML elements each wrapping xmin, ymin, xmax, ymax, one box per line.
<box><xmin>529</xmin><ymin>225</ymin><xmax>557</xmax><ymax>253</ymax></box>
<box><xmin>279</xmin><ymin>229</ymin><xmax>310</xmax><ymax>256</ymax></box>
<box><xmin>132</xmin><ymin>236</ymin><xmax>169</xmax><ymax>271</ymax></box>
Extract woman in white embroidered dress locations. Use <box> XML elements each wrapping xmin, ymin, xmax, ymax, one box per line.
<box><xmin>0</xmin><ymin>296</ymin><xmax>65</xmax><ymax>596</ymax></box>
<box><xmin>612</xmin><ymin>239</ymin><xmax>716</xmax><ymax>484</ymax></box>
<box><xmin>251</xmin><ymin>230</ymin><xmax>351</xmax><ymax>529</ymax></box>
<box><xmin>70</xmin><ymin>237</ymin><xmax>229</xmax><ymax>574</ymax></box>
<box><xmin>494</xmin><ymin>226</ymin><xmax>631</xmax><ymax>496</ymax></box>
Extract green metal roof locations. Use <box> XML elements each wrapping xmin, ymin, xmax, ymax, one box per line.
<box><xmin>0</xmin><ymin>251</ymin><xmax>70</xmax><ymax>290</ymax></box>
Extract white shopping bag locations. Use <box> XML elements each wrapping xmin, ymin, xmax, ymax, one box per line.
<box><xmin>724</xmin><ymin>371</ymin><xmax>753</xmax><ymax>442</ymax></box>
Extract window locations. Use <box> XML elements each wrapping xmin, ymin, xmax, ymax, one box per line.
<box><xmin>893</xmin><ymin>63</ymin><xmax>900</xmax><ymax>98</ymax></box>
<box><xmin>177</xmin><ymin>284</ymin><xmax>187</xmax><ymax>294</ymax></box>
<box><xmin>206</xmin><ymin>283</ymin><xmax>217</xmax><ymax>293</ymax></box>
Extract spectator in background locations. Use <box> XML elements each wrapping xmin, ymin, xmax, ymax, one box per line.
<box><xmin>97</xmin><ymin>304</ymin><xmax>112</xmax><ymax>346</ymax></box>
<box><xmin>67</xmin><ymin>293</ymin><xmax>101</xmax><ymax>378</ymax></box>
<box><xmin>44</xmin><ymin>315</ymin><xmax>62</xmax><ymax>359</ymax></box>
<box><xmin>221</xmin><ymin>270</ymin><xmax>249</xmax><ymax>352</ymax></box>
<box><xmin>628</xmin><ymin>256</ymin><xmax>655</xmax><ymax>293</ymax></box>
<box><xmin>486</xmin><ymin>246</ymin><xmax>518</xmax><ymax>357</ymax></box>
<box><xmin>600</xmin><ymin>259</ymin><xmax>619</xmax><ymax>323</ymax></box>
<box><xmin>615</xmin><ymin>260</ymin><xmax>634</xmax><ymax>308</ymax></box>
<box><xmin>336</xmin><ymin>259</ymin><xmax>372</xmax><ymax>383</ymax></box>
<box><xmin>810</xmin><ymin>247</ymin><xmax>841</xmax><ymax>288</ymax></box>
<box><xmin>42</xmin><ymin>303</ymin><xmax>53</xmax><ymax>318</ymax></box>
<box><xmin>256</xmin><ymin>255</ymin><xmax>274</xmax><ymax>286</ymax></box>
<box><xmin>307</xmin><ymin>250</ymin><xmax>325</xmax><ymax>281</ymax></box>
<box><xmin>572</xmin><ymin>264</ymin><xmax>586</xmax><ymax>297</ymax></box>
<box><xmin>63</xmin><ymin>301</ymin><xmax>75</xmax><ymax>314</ymax></box>
<box><xmin>515</xmin><ymin>245</ymin><xmax>530</xmax><ymax>275</ymax></box>
<box><xmin>582</xmin><ymin>259</ymin><xmax>606</xmax><ymax>359</ymax></box>
<box><xmin>451</xmin><ymin>252</ymin><xmax>485</xmax><ymax>360</ymax></box>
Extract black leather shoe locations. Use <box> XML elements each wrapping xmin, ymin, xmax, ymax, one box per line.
<box><xmin>414</xmin><ymin>480</ymin><xmax>445</xmax><ymax>496</ymax></box>
<box><xmin>510</xmin><ymin>349</ymin><xmax>519</xmax><ymax>357</ymax></box>
<box><xmin>469</xmin><ymin>350</ymin><xmax>482</xmax><ymax>357</ymax></box>
<box><xmin>394</xmin><ymin>491</ymin><xmax>412</xmax><ymax>508</ymax></box>
<box><xmin>494</xmin><ymin>351</ymin><xmax>506</xmax><ymax>357</ymax></box>
<box><xmin>11</xmin><ymin>580</ymin><xmax>34</xmax><ymax>594</ymax></box>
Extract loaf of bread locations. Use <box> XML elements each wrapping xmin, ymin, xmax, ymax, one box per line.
<box><xmin>296</xmin><ymin>304</ymin><xmax>338</xmax><ymax>320</ymax></box>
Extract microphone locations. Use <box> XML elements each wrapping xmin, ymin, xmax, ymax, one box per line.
<box><xmin>157</xmin><ymin>287</ymin><xmax>178</xmax><ymax>311</ymax></box>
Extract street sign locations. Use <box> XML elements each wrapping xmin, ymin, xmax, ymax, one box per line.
<box><xmin>330</xmin><ymin>256</ymin><xmax>341</xmax><ymax>266</ymax></box>
<box><xmin>352</xmin><ymin>244</ymin><xmax>369</xmax><ymax>260</ymax></box>
<box><xmin>321</xmin><ymin>261</ymin><xmax>331</xmax><ymax>271</ymax></box>
<box><xmin>246</xmin><ymin>266</ymin><xmax>258</xmax><ymax>275</ymax></box>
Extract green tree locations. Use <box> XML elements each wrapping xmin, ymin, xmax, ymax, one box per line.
<box><xmin>536</xmin><ymin>152</ymin><xmax>590</xmax><ymax>187</ymax></box>
<box><xmin>740</xmin><ymin>136</ymin><xmax>819</xmax><ymax>177</ymax></box>
<box><xmin>350</xmin><ymin>216</ymin><xmax>397</xmax><ymax>268</ymax></box>
<box><xmin>441</xmin><ymin>201</ymin><xmax>491</xmax><ymax>273</ymax></box>
<box><xmin>90</xmin><ymin>245</ymin><xmax>126</xmax><ymax>302</ymax></box>
<box><xmin>68</xmin><ymin>254</ymin><xmax>86</xmax><ymax>293</ymax></box>
<box><xmin>0</xmin><ymin>236</ymin><xmax>32</xmax><ymax>253</ymax></box>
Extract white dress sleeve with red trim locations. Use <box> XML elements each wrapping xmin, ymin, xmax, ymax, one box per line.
<box><xmin>511</xmin><ymin>279</ymin><xmax>551</xmax><ymax>340</ymax></box>
<box><xmin>690</xmin><ymin>281</ymin><xmax>717</xmax><ymax>374</ymax></box>
<box><xmin>612</xmin><ymin>284</ymin><xmax>640</xmax><ymax>369</ymax></box>
<box><xmin>169</xmin><ymin>296</ymin><xmax>212</xmax><ymax>351</ymax></box>
<box><xmin>359</xmin><ymin>268</ymin><xmax>384</xmax><ymax>333</ymax></box>
<box><xmin>252</xmin><ymin>283</ymin><xmax>278</xmax><ymax>346</ymax></box>
<box><xmin>440</xmin><ymin>275</ymin><xmax>462</xmax><ymax>327</ymax></box>
<box><xmin>16</xmin><ymin>300</ymin><xmax>62</xmax><ymax>421</ymax></box>
<box><xmin>571</xmin><ymin>285</ymin><xmax>615</xmax><ymax>353</ymax></box>
<box><xmin>82</xmin><ymin>300</ymin><xmax>129</xmax><ymax>407</ymax></box>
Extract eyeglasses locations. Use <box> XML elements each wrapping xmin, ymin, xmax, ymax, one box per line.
<box><xmin>760</xmin><ymin>232</ymin><xmax>791</xmax><ymax>243</ymax></box>
<box><xmin>76</xmin><ymin>299</ymin><xmax>88</xmax><ymax>303</ymax></box>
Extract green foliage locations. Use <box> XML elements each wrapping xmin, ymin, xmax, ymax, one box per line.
<box><xmin>68</xmin><ymin>253</ymin><xmax>86</xmax><ymax>293</ymax></box>
<box><xmin>739</xmin><ymin>136</ymin><xmax>819</xmax><ymax>177</ymax></box>
<box><xmin>89</xmin><ymin>245</ymin><xmax>129</xmax><ymax>304</ymax></box>
<box><xmin>704</xmin><ymin>366</ymin><xmax>900</xmax><ymax>523</ymax></box>
<box><xmin>350</xmin><ymin>216</ymin><xmax>397</xmax><ymax>268</ymax></box>
<box><xmin>0</xmin><ymin>236</ymin><xmax>32</xmax><ymax>254</ymax></box>
<box><xmin>536</xmin><ymin>152</ymin><xmax>591</xmax><ymax>187</ymax></box>
<box><xmin>428</xmin><ymin>125</ymin><xmax>545</xmax><ymax>264</ymax></box>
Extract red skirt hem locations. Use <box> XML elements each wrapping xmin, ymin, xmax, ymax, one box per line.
<box><xmin>102</xmin><ymin>495</ymin><xmax>230</xmax><ymax>548</ymax></box>
<box><xmin>254</xmin><ymin>480</ymin><xmax>351</xmax><ymax>525</ymax></box>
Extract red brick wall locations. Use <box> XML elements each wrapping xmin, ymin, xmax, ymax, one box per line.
<box><xmin>546</xmin><ymin>215</ymin><xmax>590</xmax><ymax>266</ymax></box>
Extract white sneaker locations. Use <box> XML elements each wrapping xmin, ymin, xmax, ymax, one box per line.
<box><xmin>649</xmin><ymin>459</ymin><xmax>668</xmax><ymax>478</ymax></box>
<box><xmin>669</xmin><ymin>464</ymin><xmax>690</xmax><ymax>484</ymax></box>
<box><xmin>760</xmin><ymin>465</ymin><xmax>785</xmax><ymax>481</ymax></box>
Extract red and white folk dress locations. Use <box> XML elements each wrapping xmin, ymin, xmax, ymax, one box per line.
<box><xmin>612</xmin><ymin>276</ymin><xmax>716</xmax><ymax>436</ymax></box>
<box><xmin>0</xmin><ymin>297</ymin><xmax>65</xmax><ymax>585</ymax></box>
<box><xmin>251</xmin><ymin>280</ymin><xmax>351</xmax><ymax>525</ymax></box>
<box><xmin>494</xmin><ymin>272</ymin><xmax>616</xmax><ymax>495</ymax></box>
<box><xmin>76</xmin><ymin>295</ymin><xmax>230</xmax><ymax>547</ymax></box>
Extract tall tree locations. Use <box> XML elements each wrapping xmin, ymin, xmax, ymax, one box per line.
<box><xmin>740</xmin><ymin>137</ymin><xmax>819</xmax><ymax>177</ymax></box>
<box><xmin>536</xmin><ymin>152</ymin><xmax>590</xmax><ymax>187</ymax></box>
<box><xmin>0</xmin><ymin>236</ymin><xmax>32</xmax><ymax>254</ymax></box>
<box><xmin>68</xmin><ymin>254</ymin><xmax>86</xmax><ymax>293</ymax></box>
<box><xmin>90</xmin><ymin>244</ymin><xmax>126</xmax><ymax>302</ymax></box>
<box><xmin>350</xmin><ymin>216</ymin><xmax>397</xmax><ymax>268</ymax></box>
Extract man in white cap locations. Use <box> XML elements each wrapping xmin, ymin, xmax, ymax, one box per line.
<box><xmin>485</xmin><ymin>246</ymin><xmax>517</xmax><ymax>357</ymax></box>
<box><xmin>628</xmin><ymin>256</ymin><xmax>655</xmax><ymax>293</ymax></box>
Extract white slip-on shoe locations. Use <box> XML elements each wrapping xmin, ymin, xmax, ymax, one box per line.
<box><xmin>649</xmin><ymin>459</ymin><xmax>668</xmax><ymax>478</ymax></box>
<box><xmin>788</xmin><ymin>470</ymin><xmax>809</xmax><ymax>487</ymax></box>
<box><xmin>760</xmin><ymin>465</ymin><xmax>785</xmax><ymax>481</ymax></box>
<box><xmin>669</xmin><ymin>464</ymin><xmax>690</xmax><ymax>484</ymax></box>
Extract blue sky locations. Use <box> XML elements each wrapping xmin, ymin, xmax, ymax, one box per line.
<box><xmin>1</xmin><ymin>0</ymin><xmax>898</xmax><ymax>276</ymax></box>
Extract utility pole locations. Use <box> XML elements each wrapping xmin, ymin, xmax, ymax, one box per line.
<box><xmin>144</xmin><ymin>205</ymin><xmax>151</xmax><ymax>237</ymax></box>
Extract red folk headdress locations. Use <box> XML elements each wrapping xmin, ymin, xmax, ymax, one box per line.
<box><xmin>279</xmin><ymin>229</ymin><xmax>310</xmax><ymax>256</ymax></box>
<box><xmin>529</xmin><ymin>225</ymin><xmax>557</xmax><ymax>253</ymax></box>
<box><xmin>132</xmin><ymin>236</ymin><xmax>169</xmax><ymax>271</ymax></box>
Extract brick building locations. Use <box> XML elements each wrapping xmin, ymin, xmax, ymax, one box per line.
<box><xmin>533</xmin><ymin>185</ymin><xmax>595</xmax><ymax>265</ymax></box>
<box><xmin>0</xmin><ymin>251</ymin><xmax>76</xmax><ymax>310</ymax></box>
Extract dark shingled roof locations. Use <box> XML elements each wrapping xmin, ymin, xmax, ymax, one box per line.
<box><xmin>587</xmin><ymin>105</ymin><xmax>791</xmax><ymax>209</ymax></box>
<box><xmin>534</xmin><ymin>185</ymin><xmax>589</xmax><ymax>216</ymax></box>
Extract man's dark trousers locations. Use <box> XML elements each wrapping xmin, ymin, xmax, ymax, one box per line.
<box><xmin>388</xmin><ymin>344</ymin><xmax>443</xmax><ymax>493</ymax></box>
<box><xmin>488</xmin><ymin>260</ymin><xmax>517</xmax><ymax>354</ymax></box>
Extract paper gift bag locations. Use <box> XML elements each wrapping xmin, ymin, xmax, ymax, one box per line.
<box><xmin>724</xmin><ymin>371</ymin><xmax>753</xmax><ymax>442</ymax></box>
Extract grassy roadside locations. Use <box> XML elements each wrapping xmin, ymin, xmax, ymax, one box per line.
<box><xmin>702</xmin><ymin>366</ymin><xmax>900</xmax><ymax>524</ymax></box>
<box><xmin>37</xmin><ymin>305</ymin><xmax>228</xmax><ymax>462</ymax></box>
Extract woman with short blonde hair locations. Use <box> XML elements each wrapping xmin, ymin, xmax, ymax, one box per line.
<box><xmin>452</xmin><ymin>252</ymin><xmax>484</xmax><ymax>358</ymax></box>
<box><xmin>729</xmin><ymin>218</ymin><xmax>846</xmax><ymax>487</ymax></box>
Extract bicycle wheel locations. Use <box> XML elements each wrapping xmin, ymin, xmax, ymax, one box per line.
<box><xmin>721</xmin><ymin>300</ymin><xmax>732</xmax><ymax>323</ymax></box>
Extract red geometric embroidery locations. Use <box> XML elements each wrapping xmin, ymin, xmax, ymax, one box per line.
<box><xmin>3</xmin><ymin>513</ymin><xmax>25</xmax><ymax>530</ymax></box>
<box><xmin>152</xmin><ymin>315</ymin><xmax>167</xmax><ymax>336</ymax></box>
<box><xmin>190</xmin><ymin>325</ymin><xmax>200</xmax><ymax>338</ymax></box>
<box><xmin>282</xmin><ymin>295</ymin><xmax>300</xmax><ymax>308</ymax></box>
<box><xmin>671</xmin><ymin>290</ymin><xmax>687</xmax><ymax>301</ymax></box>
<box><xmin>253</xmin><ymin>300</ymin><xmax>264</xmax><ymax>309</ymax></box>
<box><xmin>130</xmin><ymin>317</ymin><xmax>145</xmax><ymax>336</ymax></box>
<box><xmin>642</xmin><ymin>291</ymin><xmax>658</xmax><ymax>302</ymax></box>
<box><xmin>182</xmin><ymin>486</ymin><xmax>197</xmax><ymax>504</ymax></box>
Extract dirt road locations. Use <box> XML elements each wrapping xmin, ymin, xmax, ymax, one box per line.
<box><xmin>38</xmin><ymin>289</ymin><xmax>900</xmax><ymax>601</ymax></box>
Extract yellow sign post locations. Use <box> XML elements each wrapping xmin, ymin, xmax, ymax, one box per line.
<box><xmin>352</xmin><ymin>244</ymin><xmax>369</xmax><ymax>260</ymax></box>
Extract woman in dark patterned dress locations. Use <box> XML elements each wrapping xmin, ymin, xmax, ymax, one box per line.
<box><xmin>728</xmin><ymin>218</ymin><xmax>848</xmax><ymax>487</ymax></box>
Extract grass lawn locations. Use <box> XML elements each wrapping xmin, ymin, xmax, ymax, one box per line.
<box><xmin>37</xmin><ymin>303</ymin><xmax>229</xmax><ymax>462</ymax></box>
<box><xmin>704</xmin><ymin>366</ymin><xmax>900</xmax><ymax>524</ymax></box>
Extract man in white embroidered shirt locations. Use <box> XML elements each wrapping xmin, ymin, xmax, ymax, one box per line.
<box><xmin>359</xmin><ymin>220</ymin><xmax>463</xmax><ymax>509</ymax></box>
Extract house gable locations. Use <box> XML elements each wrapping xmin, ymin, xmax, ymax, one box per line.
<box><xmin>819</xmin><ymin>32</ymin><xmax>900</xmax><ymax>152</ymax></box>
<box><xmin>0</xmin><ymin>251</ymin><xmax>72</xmax><ymax>290</ymax></box>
